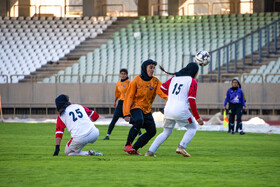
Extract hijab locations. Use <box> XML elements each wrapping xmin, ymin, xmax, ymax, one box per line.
<box><xmin>55</xmin><ymin>94</ymin><xmax>71</xmax><ymax>115</ymax></box>
<box><xmin>140</xmin><ymin>59</ymin><xmax>157</xmax><ymax>81</ymax></box>
<box><xmin>175</xmin><ymin>62</ymin><xmax>199</xmax><ymax>78</ymax></box>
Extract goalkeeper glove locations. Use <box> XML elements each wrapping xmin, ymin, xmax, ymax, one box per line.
<box><xmin>53</xmin><ymin>145</ymin><xmax>60</xmax><ymax>156</ymax></box>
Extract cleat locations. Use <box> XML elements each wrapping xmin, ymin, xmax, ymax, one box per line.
<box><xmin>124</xmin><ymin>145</ymin><xmax>131</xmax><ymax>152</ymax></box>
<box><xmin>145</xmin><ymin>151</ymin><xmax>156</xmax><ymax>157</ymax></box>
<box><xmin>89</xmin><ymin>150</ymin><xmax>103</xmax><ymax>156</ymax></box>
<box><xmin>240</xmin><ymin>131</ymin><xmax>245</xmax><ymax>135</ymax></box>
<box><xmin>176</xmin><ymin>146</ymin><xmax>191</xmax><ymax>157</ymax></box>
<box><xmin>232</xmin><ymin>131</ymin><xmax>235</xmax><ymax>135</ymax></box>
<box><xmin>103</xmin><ymin>136</ymin><xmax>109</xmax><ymax>140</ymax></box>
<box><xmin>127</xmin><ymin>148</ymin><xmax>141</xmax><ymax>155</ymax></box>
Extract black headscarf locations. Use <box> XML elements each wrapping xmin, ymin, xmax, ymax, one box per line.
<box><xmin>55</xmin><ymin>94</ymin><xmax>71</xmax><ymax>115</ymax></box>
<box><xmin>175</xmin><ymin>62</ymin><xmax>199</xmax><ymax>78</ymax></box>
<box><xmin>140</xmin><ymin>59</ymin><xmax>157</xmax><ymax>81</ymax></box>
<box><xmin>231</xmin><ymin>78</ymin><xmax>240</xmax><ymax>90</ymax></box>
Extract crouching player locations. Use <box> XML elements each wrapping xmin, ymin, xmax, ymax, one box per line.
<box><xmin>145</xmin><ymin>62</ymin><xmax>204</xmax><ymax>157</ymax></box>
<box><xmin>53</xmin><ymin>94</ymin><xmax>103</xmax><ymax>156</ymax></box>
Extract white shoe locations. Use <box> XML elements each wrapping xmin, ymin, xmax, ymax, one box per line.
<box><xmin>89</xmin><ymin>150</ymin><xmax>103</xmax><ymax>156</ymax></box>
<box><xmin>144</xmin><ymin>151</ymin><xmax>156</xmax><ymax>157</ymax></box>
<box><xmin>176</xmin><ymin>146</ymin><xmax>191</xmax><ymax>157</ymax></box>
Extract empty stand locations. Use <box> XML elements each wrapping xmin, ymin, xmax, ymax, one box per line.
<box><xmin>42</xmin><ymin>13</ymin><xmax>279</xmax><ymax>83</ymax></box>
<box><xmin>0</xmin><ymin>16</ymin><xmax>116</xmax><ymax>83</ymax></box>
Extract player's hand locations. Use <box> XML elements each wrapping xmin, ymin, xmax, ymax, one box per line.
<box><xmin>124</xmin><ymin>116</ymin><xmax>130</xmax><ymax>122</ymax></box>
<box><xmin>242</xmin><ymin>106</ymin><xmax>247</xmax><ymax>114</ymax></box>
<box><xmin>53</xmin><ymin>145</ymin><xmax>60</xmax><ymax>156</ymax></box>
<box><xmin>113</xmin><ymin>103</ymin><xmax>117</xmax><ymax>108</ymax></box>
<box><xmin>197</xmin><ymin>118</ymin><xmax>204</xmax><ymax>125</ymax></box>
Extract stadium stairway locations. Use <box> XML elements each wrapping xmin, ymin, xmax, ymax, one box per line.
<box><xmin>21</xmin><ymin>17</ymin><xmax>138</xmax><ymax>83</ymax></box>
<box><xmin>201</xmin><ymin>36</ymin><xmax>280</xmax><ymax>82</ymax></box>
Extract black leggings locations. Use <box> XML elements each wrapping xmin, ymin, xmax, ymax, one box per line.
<box><xmin>229</xmin><ymin>103</ymin><xmax>243</xmax><ymax>132</ymax></box>
<box><xmin>125</xmin><ymin>108</ymin><xmax>156</xmax><ymax>150</ymax></box>
<box><xmin>106</xmin><ymin>100</ymin><xmax>124</xmax><ymax>135</ymax></box>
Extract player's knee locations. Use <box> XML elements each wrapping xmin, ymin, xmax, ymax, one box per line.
<box><xmin>64</xmin><ymin>149</ymin><xmax>70</xmax><ymax>156</ymax></box>
<box><xmin>147</xmin><ymin>128</ymin><xmax>156</xmax><ymax>138</ymax></box>
<box><xmin>133</xmin><ymin>119</ymin><xmax>144</xmax><ymax>129</ymax></box>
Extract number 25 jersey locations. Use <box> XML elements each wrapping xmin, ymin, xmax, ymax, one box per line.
<box><xmin>56</xmin><ymin>104</ymin><xmax>99</xmax><ymax>138</ymax></box>
<box><xmin>161</xmin><ymin>76</ymin><xmax>197</xmax><ymax>121</ymax></box>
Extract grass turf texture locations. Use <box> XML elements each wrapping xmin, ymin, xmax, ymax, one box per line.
<box><xmin>0</xmin><ymin>123</ymin><xmax>280</xmax><ymax>187</ymax></box>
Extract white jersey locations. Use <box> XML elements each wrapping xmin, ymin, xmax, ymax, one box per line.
<box><xmin>59</xmin><ymin>104</ymin><xmax>96</xmax><ymax>138</ymax></box>
<box><xmin>163</xmin><ymin>76</ymin><xmax>197</xmax><ymax>121</ymax></box>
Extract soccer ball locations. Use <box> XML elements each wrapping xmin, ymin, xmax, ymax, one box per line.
<box><xmin>195</xmin><ymin>51</ymin><xmax>210</xmax><ymax>66</ymax></box>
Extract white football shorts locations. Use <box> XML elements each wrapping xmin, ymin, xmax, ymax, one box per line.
<box><xmin>64</xmin><ymin>126</ymin><xmax>99</xmax><ymax>155</ymax></box>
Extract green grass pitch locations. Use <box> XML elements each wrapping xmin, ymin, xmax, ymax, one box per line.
<box><xmin>0</xmin><ymin>122</ymin><xmax>280</xmax><ymax>186</ymax></box>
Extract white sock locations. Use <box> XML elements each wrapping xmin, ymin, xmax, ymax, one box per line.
<box><xmin>107</xmin><ymin>134</ymin><xmax>110</xmax><ymax>137</ymax></box>
<box><xmin>68</xmin><ymin>151</ymin><xmax>89</xmax><ymax>156</ymax></box>
<box><xmin>149</xmin><ymin>128</ymin><xmax>173</xmax><ymax>153</ymax></box>
<box><xmin>179</xmin><ymin>122</ymin><xmax>197</xmax><ymax>149</ymax></box>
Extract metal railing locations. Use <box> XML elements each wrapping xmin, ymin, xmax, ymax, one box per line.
<box><xmin>1</xmin><ymin>73</ymin><xmax>280</xmax><ymax>84</ymax></box>
<box><xmin>102</xmin><ymin>4</ymin><xmax>125</xmax><ymax>16</ymax></box>
<box><xmin>82</xmin><ymin>74</ymin><xmax>104</xmax><ymax>83</ymax></box>
<box><xmin>12</xmin><ymin>5</ymin><xmax>37</xmax><ymax>17</ymax></box>
<box><xmin>212</xmin><ymin>2</ymin><xmax>235</xmax><ymax>14</ymax></box>
<box><xmin>265</xmin><ymin>73</ymin><xmax>280</xmax><ymax>83</ymax></box>
<box><xmin>64</xmin><ymin>4</ymin><xmax>82</xmax><ymax>16</ymax></box>
<box><xmin>38</xmin><ymin>5</ymin><xmax>62</xmax><ymax>17</ymax></box>
<box><xmin>58</xmin><ymin>74</ymin><xmax>80</xmax><ymax>83</ymax></box>
<box><xmin>241</xmin><ymin>73</ymin><xmax>264</xmax><ymax>83</ymax></box>
<box><xmin>199</xmin><ymin>18</ymin><xmax>280</xmax><ymax>82</ymax></box>
<box><xmin>150</xmin><ymin>3</ymin><xmax>168</xmax><ymax>16</ymax></box>
<box><xmin>187</xmin><ymin>3</ymin><xmax>210</xmax><ymax>15</ymax></box>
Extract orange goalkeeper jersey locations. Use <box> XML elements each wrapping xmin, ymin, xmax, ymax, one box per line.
<box><xmin>123</xmin><ymin>75</ymin><xmax>168</xmax><ymax>116</ymax></box>
<box><xmin>115</xmin><ymin>79</ymin><xmax>130</xmax><ymax>101</ymax></box>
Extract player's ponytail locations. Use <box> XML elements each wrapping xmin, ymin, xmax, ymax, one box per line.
<box><xmin>159</xmin><ymin>65</ymin><xmax>175</xmax><ymax>75</ymax></box>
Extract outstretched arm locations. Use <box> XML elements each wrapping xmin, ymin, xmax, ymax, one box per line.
<box><xmin>156</xmin><ymin>79</ymin><xmax>168</xmax><ymax>101</ymax></box>
<box><xmin>53</xmin><ymin>116</ymin><xmax>65</xmax><ymax>156</ymax></box>
<box><xmin>160</xmin><ymin>77</ymin><xmax>173</xmax><ymax>95</ymax></box>
<box><xmin>53</xmin><ymin>137</ymin><xmax>61</xmax><ymax>156</ymax></box>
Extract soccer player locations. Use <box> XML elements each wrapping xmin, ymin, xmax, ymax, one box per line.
<box><xmin>53</xmin><ymin>94</ymin><xmax>103</xmax><ymax>156</ymax></box>
<box><xmin>145</xmin><ymin>62</ymin><xmax>204</xmax><ymax>157</ymax></box>
<box><xmin>103</xmin><ymin>69</ymin><xmax>141</xmax><ymax>140</ymax></box>
<box><xmin>123</xmin><ymin>59</ymin><xmax>168</xmax><ymax>155</ymax></box>
<box><xmin>224</xmin><ymin>79</ymin><xmax>246</xmax><ymax>135</ymax></box>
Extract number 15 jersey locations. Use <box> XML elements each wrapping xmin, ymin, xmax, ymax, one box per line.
<box><xmin>161</xmin><ymin>76</ymin><xmax>197</xmax><ymax>121</ymax></box>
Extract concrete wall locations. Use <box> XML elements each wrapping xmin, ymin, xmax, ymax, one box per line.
<box><xmin>0</xmin><ymin>0</ymin><xmax>7</xmax><ymax>16</ymax></box>
<box><xmin>1</xmin><ymin>83</ymin><xmax>279</xmax><ymax>107</ymax></box>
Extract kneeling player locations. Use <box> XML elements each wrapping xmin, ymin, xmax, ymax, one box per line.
<box><xmin>53</xmin><ymin>94</ymin><xmax>103</xmax><ymax>156</ymax></box>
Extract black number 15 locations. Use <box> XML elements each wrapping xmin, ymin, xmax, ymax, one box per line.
<box><xmin>172</xmin><ymin>83</ymin><xmax>183</xmax><ymax>95</ymax></box>
<box><xmin>69</xmin><ymin>109</ymin><xmax>83</xmax><ymax>122</ymax></box>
